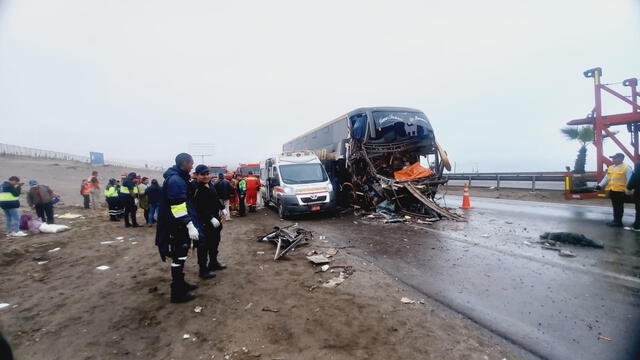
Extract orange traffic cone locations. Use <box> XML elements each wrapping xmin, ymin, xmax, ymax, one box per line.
<box><xmin>460</xmin><ymin>183</ymin><xmax>473</xmax><ymax>209</ymax></box>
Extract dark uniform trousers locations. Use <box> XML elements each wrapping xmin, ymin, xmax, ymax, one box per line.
<box><xmin>169</xmin><ymin>230</ymin><xmax>191</xmax><ymax>291</ymax></box>
<box><xmin>609</xmin><ymin>191</ymin><xmax>625</xmax><ymax>224</ymax></box>
<box><xmin>197</xmin><ymin>223</ymin><xmax>221</xmax><ymax>271</ymax></box>
<box><xmin>121</xmin><ymin>195</ymin><xmax>139</xmax><ymax>226</ymax></box>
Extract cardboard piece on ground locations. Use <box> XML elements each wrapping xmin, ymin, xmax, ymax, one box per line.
<box><xmin>57</xmin><ymin>213</ymin><xmax>83</xmax><ymax>219</ymax></box>
<box><xmin>307</xmin><ymin>255</ymin><xmax>331</xmax><ymax>264</ymax></box>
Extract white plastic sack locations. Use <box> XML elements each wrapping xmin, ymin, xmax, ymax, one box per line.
<box><xmin>39</xmin><ymin>223</ymin><xmax>71</xmax><ymax>233</ymax></box>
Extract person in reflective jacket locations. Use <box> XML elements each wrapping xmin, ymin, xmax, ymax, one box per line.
<box><xmin>155</xmin><ymin>153</ymin><xmax>203</xmax><ymax>303</ymax></box>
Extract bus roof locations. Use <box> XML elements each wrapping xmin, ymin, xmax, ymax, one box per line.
<box><xmin>285</xmin><ymin>106</ymin><xmax>424</xmax><ymax>144</ymax></box>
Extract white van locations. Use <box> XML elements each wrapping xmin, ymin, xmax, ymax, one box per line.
<box><xmin>260</xmin><ymin>151</ymin><xmax>336</xmax><ymax>219</ymax></box>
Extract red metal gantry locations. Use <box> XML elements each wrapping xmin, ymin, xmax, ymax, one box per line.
<box><xmin>565</xmin><ymin>67</ymin><xmax>639</xmax><ymax>200</ymax></box>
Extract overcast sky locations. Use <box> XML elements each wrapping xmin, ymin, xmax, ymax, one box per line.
<box><xmin>1</xmin><ymin>0</ymin><xmax>639</xmax><ymax>172</ymax></box>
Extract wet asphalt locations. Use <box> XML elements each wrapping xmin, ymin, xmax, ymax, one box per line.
<box><xmin>293</xmin><ymin>196</ymin><xmax>640</xmax><ymax>360</ymax></box>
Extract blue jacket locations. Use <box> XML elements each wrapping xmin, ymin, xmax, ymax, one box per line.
<box><xmin>155</xmin><ymin>166</ymin><xmax>202</xmax><ymax>251</ymax></box>
<box><xmin>0</xmin><ymin>182</ymin><xmax>21</xmax><ymax>210</ymax></box>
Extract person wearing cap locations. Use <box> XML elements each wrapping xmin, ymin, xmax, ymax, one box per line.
<box><xmin>155</xmin><ymin>153</ymin><xmax>203</xmax><ymax>303</ymax></box>
<box><xmin>595</xmin><ymin>153</ymin><xmax>633</xmax><ymax>227</ymax></box>
<box><xmin>27</xmin><ymin>180</ymin><xmax>55</xmax><ymax>224</ymax></box>
<box><xmin>119</xmin><ymin>172</ymin><xmax>141</xmax><ymax>227</ymax></box>
<box><xmin>192</xmin><ymin>165</ymin><xmax>226</xmax><ymax>279</ymax></box>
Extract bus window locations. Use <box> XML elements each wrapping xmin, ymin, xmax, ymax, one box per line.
<box><xmin>350</xmin><ymin>113</ymin><xmax>367</xmax><ymax>140</ymax></box>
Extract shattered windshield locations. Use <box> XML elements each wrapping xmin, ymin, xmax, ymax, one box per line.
<box><xmin>279</xmin><ymin>164</ymin><xmax>328</xmax><ymax>184</ymax></box>
<box><xmin>372</xmin><ymin>111</ymin><xmax>428</xmax><ymax>129</ymax></box>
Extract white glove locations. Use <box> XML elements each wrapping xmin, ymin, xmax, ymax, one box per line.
<box><xmin>625</xmin><ymin>188</ymin><xmax>634</xmax><ymax>196</ymax></box>
<box><xmin>186</xmin><ymin>221</ymin><xmax>199</xmax><ymax>240</ymax></box>
<box><xmin>211</xmin><ymin>217</ymin><xmax>221</xmax><ymax>228</ymax></box>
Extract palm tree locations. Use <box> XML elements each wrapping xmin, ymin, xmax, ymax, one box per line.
<box><xmin>561</xmin><ymin>126</ymin><xmax>594</xmax><ymax>174</ymax></box>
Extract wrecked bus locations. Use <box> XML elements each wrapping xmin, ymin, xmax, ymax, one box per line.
<box><xmin>236</xmin><ymin>163</ymin><xmax>261</xmax><ymax>178</ymax></box>
<box><xmin>283</xmin><ymin>107</ymin><xmax>458</xmax><ymax>220</ymax></box>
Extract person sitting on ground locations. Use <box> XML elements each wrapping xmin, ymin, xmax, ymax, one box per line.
<box><xmin>27</xmin><ymin>180</ymin><xmax>55</xmax><ymax>224</ymax></box>
<box><xmin>80</xmin><ymin>179</ymin><xmax>91</xmax><ymax>209</ymax></box>
<box><xmin>1</xmin><ymin>176</ymin><xmax>27</xmax><ymax>237</ymax></box>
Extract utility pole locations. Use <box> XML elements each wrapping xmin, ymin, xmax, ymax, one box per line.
<box><xmin>189</xmin><ymin>143</ymin><xmax>215</xmax><ymax>165</ymax></box>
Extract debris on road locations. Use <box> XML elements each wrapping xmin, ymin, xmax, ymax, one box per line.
<box><xmin>115</xmin><ymin>236</ymin><xmax>124</xmax><ymax>240</ymax></box>
<box><xmin>539</xmin><ymin>232</ymin><xmax>604</xmax><ymax>248</ymax></box>
<box><xmin>320</xmin><ymin>265</ymin><xmax>330</xmax><ymax>272</ymax></box>
<box><xmin>322</xmin><ymin>274</ymin><xmax>346</xmax><ymax>288</ymax></box>
<box><xmin>39</xmin><ymin>224</ymin><xmax>71</xmax><ymax>233</ymax></box>
<box><xmin>257</xmin><ymin>224</ymin><xmax>313</xmax><ymax>260</ymax></box>
<box><xmin>559</xmin><ymin>249</ymin><xmax>576</xmax><ymax>257</ymax></box>
<box><xmin>244</xmin><ymin>303</ymin><xmax>253</xmax><ymax>310</ymax></box>
<box><xmin>481</xmin><ymin>234</ymin><xmax>490</xmax><ymax>238</ymax></box>
<box><xmin>400</xmin><ymin>297</ymin><xmax>416</xmax><ymax>304</ymax></box>
<box><xmin>0</xmin><ymin>303</ymin><xmax>10</xmax><ymax>309</ymax></box>
<box><xmin>48</xmin><ymin>247</ymin><xmax>61</xmax><ymax>253</ymax></box>
<box><xmin>194</xmin><ymin>306</ymin><xmax>203</xmax><ymax>313</ymax></box>
<box><xmin>182</xmin><ymin>334</ymin><xmax>191</xmax><ymax>340</ymax></box>
<box><xmin>307</xmin><ymin>255</ymin><xmax>331</xmax><ymax>264</ymax></box>
<box><xmin>100</xmin><ymin>241</ymin><xmax>114</xmax><ymax>245</ymax></box>
<box><xmin>597</xmin><ymin>335</ymin><xmax>613</xmax><ymax>342</ymax></box>
<box><xmin>261</xmin><ymin>306</ymin><xmax>279</xmax><ymax>313</ymax></box>
<box><xmin>57</xmin><ymin>213</ymin><xmax>83</xmax><ymax>219</ymax></box>
<box><xmin>96</xmin><ymin>265</ymin><xmax>110</xmax><ymax>271</ymax></box>
<box><xmin>325</xmin><ymin>248</ymin><xmax>338</xmax><ymax>256</ymax></box>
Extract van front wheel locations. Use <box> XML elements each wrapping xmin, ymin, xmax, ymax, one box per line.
<box><xmin>278</xmin><ymin>202</ymin><xmax>288</xmax><ymax>219</ymax></box>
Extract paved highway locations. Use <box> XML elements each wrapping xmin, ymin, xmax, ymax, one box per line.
<box><xmin>297</xmin><ymin>197</ymin><xmax>640</xmax><ymax>360</ymax></box>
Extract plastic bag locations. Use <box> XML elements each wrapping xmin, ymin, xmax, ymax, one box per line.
<box><xmin>39</xmin><ymin>223</ymin><xmax>71</xmax><ymax>233</ymax></box>
<box><xmin>28</xmin><ymin>219</ymin><xmax>43</xmax><ymax>234</ymax></box>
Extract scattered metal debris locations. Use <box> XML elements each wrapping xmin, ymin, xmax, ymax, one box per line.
<box><xmin>262</xmin><ymin>306</ymin><xmax>279</xmax><ymax>313</ymax></box>
<box><xmin>257</xmin><ymin>224</ymin><xmax>313</xmax><ymax>260</ymax></box>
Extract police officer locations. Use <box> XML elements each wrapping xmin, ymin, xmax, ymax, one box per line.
<box><xmin>156</xmin><ymin>153</ymin><xmax>203</xmax><ymax>303</ymax></box>
<box><xmin>119</xmin><ymin>172</ymin><xmax>141</xmax><ymax>227</ymax></box>
<box><xmin>104</xmin><ymin>178</ymin><xmax>121</xmax><ymax>221</ymax></box>
<box><xmin>595</xmin><ymin>152</ymin><xmax>633</xmax><ymax>227</ymax></box>
<box><xmin>192</xmin><ymin>165</ymin><xmax>226</xmax><ymax>278</ymax></box>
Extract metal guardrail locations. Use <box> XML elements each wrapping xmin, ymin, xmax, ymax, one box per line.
<box><xmin>0</xmin><ymin>143</ymin><xmax>164</xmax><ymax>171</ymax></box>
<box><xmin>445</xmin><ymin>172</ymin><xmax>598</xmax><ymax>191</ymax></box>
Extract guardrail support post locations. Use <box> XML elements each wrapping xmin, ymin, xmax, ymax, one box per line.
<box><xmin>531</xmin><ymin>176</ymin><xmax>536</xmax><ymax>192</ymax></box>
<box><xmin>496</xmin><ymin>175</ymin><xmax>501</xmax><ymax>190</ymax></box>
<box><xmin>468</xmin><ymin>175</ymin><xmax>472</xmax><ymax>187</ymax></box>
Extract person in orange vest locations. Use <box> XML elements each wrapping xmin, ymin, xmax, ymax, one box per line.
<box><xmin>81</xmin><ymin>179</ymin><xmax>91</xmax><ymax>209</ymax></box>
<box><xmin>244</xmin><ymin>171</ymin><xmax>260</xmax><ymax>213</ymax></box>
<box><xmin>595</xmin><ymin>153</ymin><xmax>633</xmax><ymax>227</ymax></box>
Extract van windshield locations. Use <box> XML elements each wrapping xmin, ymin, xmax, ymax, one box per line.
<box><xmin>279</xmin><ymin>164</ymin><xmax>328</xmax><ymax>184</ymax></box>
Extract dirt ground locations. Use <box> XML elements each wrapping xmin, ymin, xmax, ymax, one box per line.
<box><xmin>0</xmin><ymin>156</ymin><xmax>519</xmax><ymax>359</ymax></box>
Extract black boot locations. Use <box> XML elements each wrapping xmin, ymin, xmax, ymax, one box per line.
<box><xmin>199</xmin><ymin>267</ymin><xmax>216</xmax><ymax>279</ymax></box>
<box><xmin>184</xmin><ymin>280</ymin><xmax>199</xmax><ymax>291</ymax></box>
<box><xmin>209</xmin><ymin>261</ymin><xmax>227</xmax><ymax>271</ymax></box>
<box><xmin>170</xmin><ymin>266</ymin><xmax>196</xmax><ymax>303</ymax></box>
